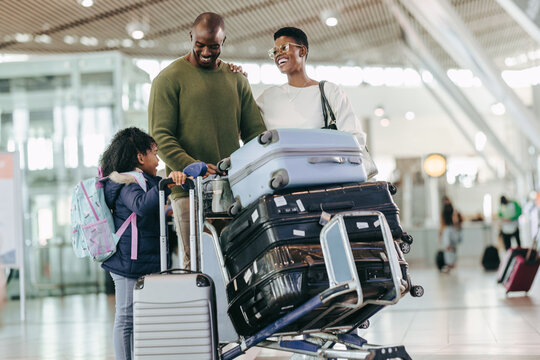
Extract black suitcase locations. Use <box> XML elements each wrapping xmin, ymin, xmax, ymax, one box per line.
<box><xmin>226</xmin><ymin>242</ymin><xmax>411</xmax><ymax>336</ymax></box>
<box><xmin>220</xmin><ymin>182</ymin><xmax>409</xmax><ymax>277</ymax></box>
<box><xmin>436</xmin><ymin>250</ymin><xmax>445</xmax><ymax>271</ymax></box>
<box><xmin>481</xmin><ymin>245</ymin><xmax>501</xmax><ymax>271</ymax></box>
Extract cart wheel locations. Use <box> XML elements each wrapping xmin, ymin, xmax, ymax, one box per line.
<box><xmin>399</xmin><ymin>242</ymin><xmax>411</xmax><ymax>254</ymax></box>
<box><xmin>270</xmin><ymin>175</ymin><xmax>284</xmax><ymax>190</ymax></box>
<box><xmin>410</xmin><ymin>285</ymin><xmax>424</xmax><ymax>297</ymax></box>
<box><xmin>258</xmin><ymin>130</ymin><xmax>273</xmax><ymax>145</ymax></box>
<box><xmin>358</xmin><ymin>320</ymin><xmax>370</xmax><ymax>329</ymax></box>
<box><xmin>217</xmin><ymin>158</ymin><xmax>231</xmax><ymax>172</ymax></box>
<box><xmin>227</xmin><ymin>201</ymin><xmax>242</xmax><ymax>217</ymax></box>
<box><xmin>389</xmin><ymin>183</ymin><xmax>397</xmax><ymax>195</ymax></box>
<box><xmin>401</xmin><ymin>233</ymin><xmax>413</xmax><ymax>244</ymax></box>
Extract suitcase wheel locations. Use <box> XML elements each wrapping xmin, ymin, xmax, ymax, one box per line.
<box><xmin>410</xmin><ymin>285</ymin><xmax>424</xmax><ymax>297</ymax></box>
<box><xmin>228</xmin><ymin>200</ymin><xmax>242</xmax><ymax>217</ymax></box>
<box><xmin>399</xmin><ymin>242</ymin><xmax>411</xmax><ymax>254</ymax></box>
<box><xmin>358</xmin><ymin>320</ymin><xmax>370</xmax><ymax>329</ymax></box>
<box><xmin>270</xmin><ymin>175</ymin><xmax>284</xmax><ymax>190</ymax></box>
<box><xmin>389</xmin><ymin>183</ymin><xmax>397</xmax><ymax>195</ymax></box>
<box><xmin>270</xmin><ymin>173</ymin><xmax>290</xmax><ymax>190</ymax></box>
<box><xmin>217</xmin><ymin>157</ymin><xmax>231</xmax><ymax>172</ymax></box>
<box><xmin>257</xmin><ymin>130</ymin><xmax>273</xmax><ymax>145</ymax></box>
<box><xmin>401</xmin><ymin>234</ymin><xmax>413</xmax><ymax>244</ymax></box>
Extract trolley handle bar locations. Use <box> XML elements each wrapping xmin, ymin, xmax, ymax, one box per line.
<box><xmin>158</xmin><ymin>178</ymin><xmax>174</xmax><ymax>191</ymax></box>
<box><xmin>158</xmin><ymin>160</ymin><xmax>208</xmax><ymax>191</ymax></box>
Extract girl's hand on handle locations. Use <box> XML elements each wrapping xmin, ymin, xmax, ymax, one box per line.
<box><xmin>167</xmin><ymin>171</ymin><xmax>187</xmax><ymax>188</ymax></box>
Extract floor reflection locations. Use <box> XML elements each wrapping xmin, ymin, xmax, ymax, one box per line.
<box><xmin>0</xmin><ymin>258</ymin><xmax>539</xmax><ymax>359</ymax></box>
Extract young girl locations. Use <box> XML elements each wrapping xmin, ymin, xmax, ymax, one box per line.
<box><xmin>99</xmin><ymin>127</ymin><xmax>186</xmax><ymax>360</ymax></box>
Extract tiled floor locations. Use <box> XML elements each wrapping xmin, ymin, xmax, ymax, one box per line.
<box><xmin>1</xmin><ymin>258</ymin><xmax>539</xmax><ymax>359</ymax></box>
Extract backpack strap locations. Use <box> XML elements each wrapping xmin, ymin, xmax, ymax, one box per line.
<box><xmin>80</xmin><ymin>181</ymin><xmax>99</xmax><ymax>221</ymax></box>
<box><xmin>117</xmin><ymin>171</ymin><xmax>147</xmax><ymax>260</ymax></box>
<box><xmin>115</xmin><ymin>213</ymin><xmax>139</xmax><ymax>260</ymax></box>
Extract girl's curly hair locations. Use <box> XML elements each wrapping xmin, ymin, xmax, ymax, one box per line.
<box><xmin>100</xmin><ymin>127</ymin><xmax>156</xmax><ymax>176</ymax></box>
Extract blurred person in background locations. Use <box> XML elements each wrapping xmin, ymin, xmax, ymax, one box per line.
<box><xmin>498</xmin><ymin>195</ymin><xmax>522</xmax><ymax>250</ymax></box>
<box><xmin>440</xmin><ymin>196</ymin><xmax>462</xmax><ymax>273</ymax></box>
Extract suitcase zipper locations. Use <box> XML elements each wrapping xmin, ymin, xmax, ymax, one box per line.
<box><xmin>229</xmin><ymin>147</ymin><xmax>363</xmax><ymax>186</ymax></box>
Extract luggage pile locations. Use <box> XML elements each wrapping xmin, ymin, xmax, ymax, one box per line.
<box><xmin>216</xmin><ymin>129</ymin><xmax>422</xmax><ymax>336</ymax></box>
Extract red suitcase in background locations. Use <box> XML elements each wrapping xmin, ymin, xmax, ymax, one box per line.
<box><xmin>497</xmin><ymin>247</ymin><xmax>528</xmax><ymax>283</ymax></box>
<box><xmin>503</xmin><ymin>252</ymin><xmax>540</xmax><ymax>293</ymax></box>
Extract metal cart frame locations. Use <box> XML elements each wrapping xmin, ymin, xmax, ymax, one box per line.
<box><xmin>173</xmin><ymin>176</ymin><xmax>414</xmax><ymax>360</ymax></box>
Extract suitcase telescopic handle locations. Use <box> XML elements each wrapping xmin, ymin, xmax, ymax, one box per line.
<box><xmin>159</xmin><ymin>178</ymin><xmax>174</xmax><ymax>190</ymax></box>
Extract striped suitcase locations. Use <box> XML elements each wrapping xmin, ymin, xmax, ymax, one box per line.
<box><xmin>133</xmin><ymin>272</ymin><xmax>219</xmax><ymax>359</ymax></box>
<box><xmin>133</xmin><ymin>175</ymin><xmax>218</xmax><ymax>359</ymax></box>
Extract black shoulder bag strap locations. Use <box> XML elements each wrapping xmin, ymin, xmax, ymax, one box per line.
<box><xmin>319</xmin><ymin>80</ymin><xmax>337</xmax><ymax>130</ymax></box>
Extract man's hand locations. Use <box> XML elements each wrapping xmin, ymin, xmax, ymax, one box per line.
<box><xmin>205</xmin><ymin>163</ymin><xmax>225</xmax><ymax>177</ymax></box>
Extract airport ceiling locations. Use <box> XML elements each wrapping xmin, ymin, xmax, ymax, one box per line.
<box><xmin>0</xmin><ymin>0</ymin><xmax>537</xmax><ymax>70</ymax></box>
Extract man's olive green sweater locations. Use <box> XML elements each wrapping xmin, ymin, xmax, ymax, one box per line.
<box><xmin>148</xmin><ymin>57</ymin><xmax>266</xmax><ymax>198</ymax></box>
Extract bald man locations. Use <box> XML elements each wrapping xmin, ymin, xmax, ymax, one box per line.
<box><xmin>149</xmin><ymin>12</ymin><xmax>265</xmax><ymax>268</ymax></box>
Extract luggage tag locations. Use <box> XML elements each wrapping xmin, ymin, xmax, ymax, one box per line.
<box><xmin>293</xmin><ymin>229</ymin><xmax>305</xmax><ymax>237</ymax></box>
<box><xmin>356</xmin><ymin>222</ymin><xmax>369</xmax><ymax>230</ymax></box>
<box><xmin>319</xmin><ymin>211</ymin><xmax>331</xmax><ymax>226</ymax></box>
<box><xmin>243</xmin><ymin>268</ymin><xmax>253</xmax><ymax>285</ymax></box>
<box><xmin>274</xmin><ymin>196</ymin><xmax>287</xmax><ymax>207</ymax></box>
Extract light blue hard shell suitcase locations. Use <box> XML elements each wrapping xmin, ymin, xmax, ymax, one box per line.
<box><xmin>219</xmin><ymin>128</ymin><xmax>367</xmax><ymax>215</ymax></box>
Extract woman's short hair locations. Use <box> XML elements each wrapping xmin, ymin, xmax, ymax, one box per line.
<box><xmin>274</xmin><ymin>27</ymin><xmax>309</xmax><ymax>54</ymax></box>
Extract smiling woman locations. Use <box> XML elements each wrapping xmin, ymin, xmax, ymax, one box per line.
<box><xmin>256</xmin><ymin>27</ymin><xmax>367</xmax><ymax>147</ymax></box>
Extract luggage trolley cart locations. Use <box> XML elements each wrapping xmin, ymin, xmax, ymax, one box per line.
<box><xmin>169</xmin><ymin>172</ymin><xmax>418</xmax><ymax>360</ymax></box>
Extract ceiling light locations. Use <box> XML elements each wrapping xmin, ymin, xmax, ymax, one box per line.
<box><xmin>126</xmin><ymin>21</ymin><xmax>150</xmax><ymax>40</ymax></box>
<box><xmin>122</xmin><ymin>39</ymin><xmax>134</xmax><ymax>48</ymax></box>
<box><xmin>321</xmin><ymin>10</ymin><xmax>339</xmax><ymax>27</ymax></box>
<box><xmin>77</xmin><ymin>0</ymin><xmax>95</xmax><ymax>7</ymax></box>
<box><xmin>423</xmin><ymin>153</ymin><xmax>446</xmax><ymax>177</ymax></box>
<box><xmin>405</xmin><ymin>111</ymin><xmax>415</xmax><ymax>120</ymax></box>
<box><xmin>139</xmin><ymin>40</ymin><xmax>156</xmax><ymax>48</ymax></box>
<box><xmin>14</xmin><ymin>33</ymin><xmax>32</xmax><ymax>43</ymax></box>
<box><xmin>80</xmin><ymin>36</ymin><xmax>98</xmax><ymax>46</ymax></box>
<box><xmin>105</xmin><ymin>39</ymin><xmax>121</xmax><ymax>47</ymax></box>
<box><xmin>326</xmin><ymin>17</ymin><xmax>338</xmax><ymax>26</ymax></box>
<box><xmin>504</xmin><ymin>57</ymin><xmax>516</xmax><ymax>67</ymax></box>
<box><xmin>475</xmin><ymin>131</ymin><xmax>487</xmax><ymax>151</ymax></box>
<box><xmin>490</xmin><ymin>102</ymin><xmax>506</xmax><ymax>115</ymax></box>
<box><xmin>64</xmin><ymin>35</ymin><xmax>77</xmax><ymax>44</ymax></box>
<box><xmin>374</xmin><ymin>106</ymin><xmax>385</xmax><ymax>117</ymax></box>
<box><xmin>380</xmin><ymin>118</ymin><xmax>390</xmax><ymax>127</ymax></box>
<box><xmin>34</xmin><ymin>34</ymin><xmax>52</xmax><ymax>44</ymax></box>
